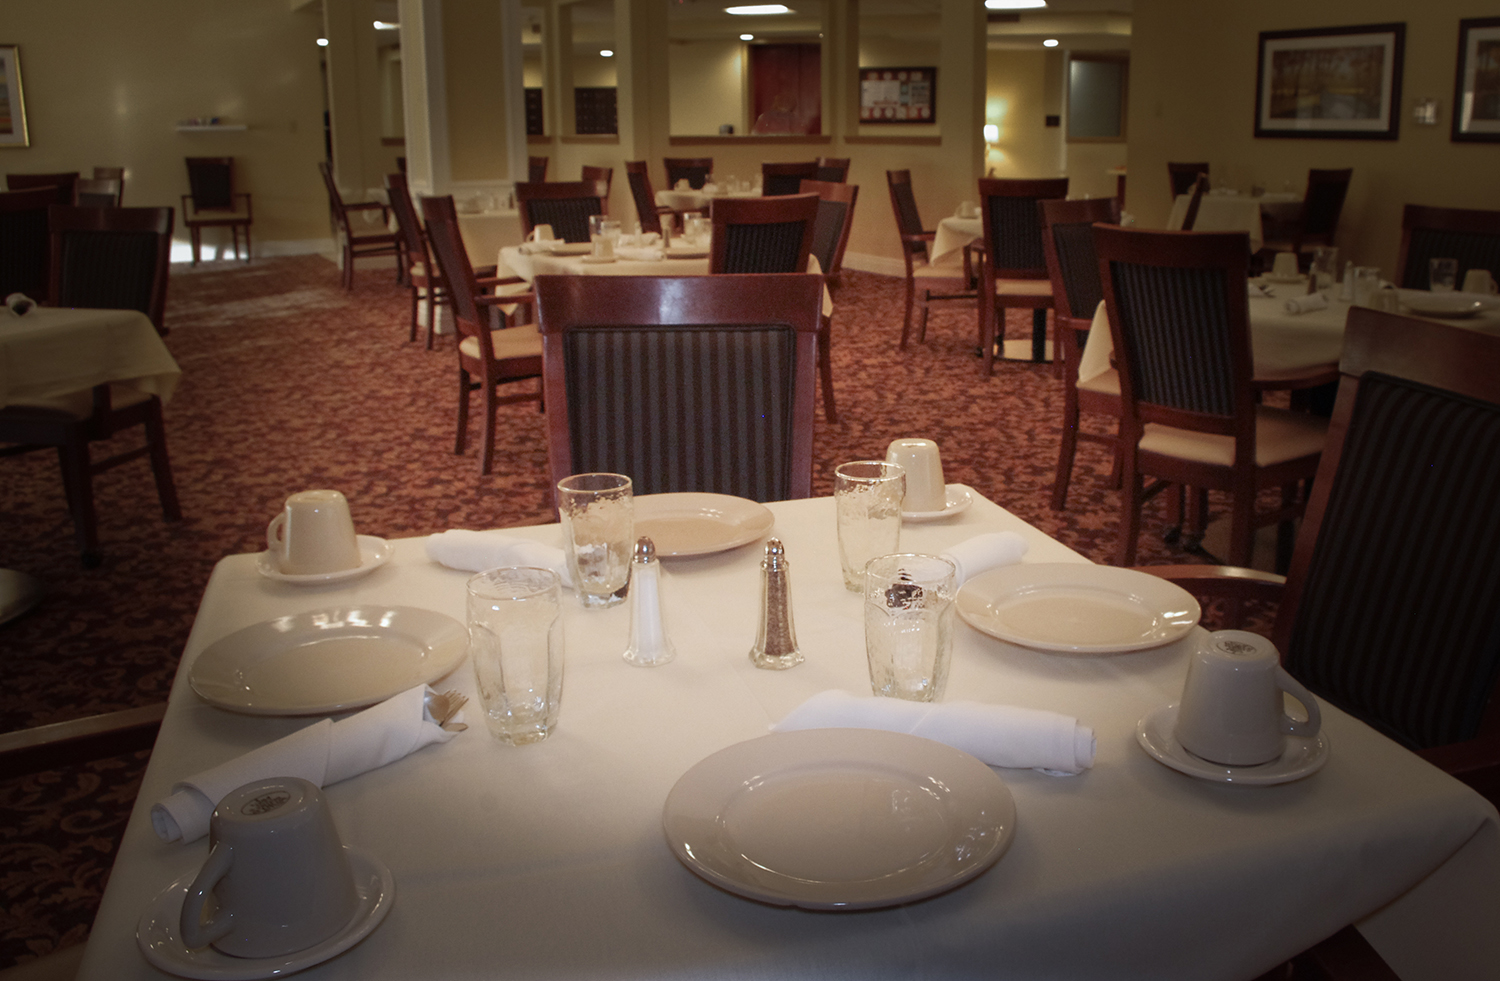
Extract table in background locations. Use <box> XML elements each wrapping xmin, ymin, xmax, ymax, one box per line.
<box><xmin>930</xmin><ymin>215</ymin><xmax>983</xmax><ymax>268</ymax></box>
<box><xmin>654</xmin><ymin>187</ymin><xmax>760</xmax><ymax>213</ymax></box>
<box><xmin>1165</xmin><ymin>191</ymin><xmax>1300</xmax><ymax>255</ymax></box>
<box><xmin>0</xmin><ymin>307</ymin><xmax>180</xmax><ymax>408</ymax></box>
<box><xmin>78</xmin><ymin>493</ymin><xmax>1499</xmax><ymax>981</ymax></box>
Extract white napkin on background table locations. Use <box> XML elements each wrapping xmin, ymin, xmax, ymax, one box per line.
<box><xmin>773</xmin><ymin>690</ymin><xmax>1096</xmax><ymax>775</ymax></box>
<box><xmin>1283</xmin><ymin>292</ymin><xmax>1328</xmax><ymax>315</ymax></box>
<box><xmin>940</xmin><ymin>532</ymin><xmax>1028</xmax><ymax>586</ymax></box>
<box><xmin>151</xmin><ymin>685</ymin><xmax>458</xmax><ymax>844</ymax></box>
<box><xmin>426</xmin><ymin>530</ymin><xmax>573</xmax><ymax>587</ymax></box>
<box><xmin>5</xmin><ymin>293</ymin><xmax>37</xmax><ymax>315</ymax></box>
<box><xmin>615</xmin><ymin>245</ymin><xmax>665</xmax><ymax>262</ymax></box>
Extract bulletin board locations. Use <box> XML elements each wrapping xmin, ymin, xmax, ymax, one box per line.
<box><xmin>859</xmin><ymin>67</ymin><xmax>937</xmax><ymax>123</ymax></box>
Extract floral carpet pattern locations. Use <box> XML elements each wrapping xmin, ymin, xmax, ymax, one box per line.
<box><xmin>0</xmin><ymin>255</ymin><xmax>1218</xmax><ymax>968</ymax></box>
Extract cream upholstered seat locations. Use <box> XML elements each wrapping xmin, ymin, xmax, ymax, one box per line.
<box><xmin>887</xmin><ymin>169</ymin><xmax>976</xmax><ymax>348</ymax></box>
<box><xmin>458</xmin><ymin>322</ymin><xmax>542</xmax><ymax>362</ymax></box>
<box><xmin>976</xmin><ymin>177</ymin><xmax>1070</xmax><ymax>376</ymax></box>
<box><xmin>1138</xmin><ymin>406</ymin><xmax>1327</xmax><ymax>467</ymax></box>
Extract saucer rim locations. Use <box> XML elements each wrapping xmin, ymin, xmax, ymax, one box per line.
<box><xmin>1135</xmin><ymin>702</ymin><xmax>1328</xmax><ymax>786</ymax></box>
<box><xmin>903</xmin><ymin>485</ymin><xmax>974</xmax><ymax>522</ymax></box>
<box><xmin>255</xmin><ymin>535</ymin><xmax>391</xmax><ymax>584</ymax></box>
<box><xmin>136</xmin><ymin>847</ymin><xmax>394</xmax><ymax>980</ymax></box>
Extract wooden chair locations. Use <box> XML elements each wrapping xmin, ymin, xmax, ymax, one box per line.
<box><xmin>1395</xmin><ymin>204</ymin><xmax>1500</xmax><ymax>289</ymax></box>
<box><xmin>48</xmin><ymin>205</ymin><xmax>174</xmax><ymax>334</ymax></box>
<box><xmin>1180</xmin><ymin>172</ymin><xmax>1209</xmax><ymax>231</ymax></box>
<box><xmin>976</xmin><ymin>177</ymin><xmax>1069</xmax><ymax>376</ymax></box>
<box><xmin>93</xmin><ymin>166</ymin><xmax>125</xmax><ymax>181</ymax></box>
<box><xmin>888</xmin><ymin>169</ymin><xmax>977</xmax><ymax>349</ymax></box>
<box><xmin>1261</xmin><ymin>168</ymin><xmax>1353</xmax><ymax>261</ymax></box>
<box><xmin>386</xmin><ymin>172</ymin><xmax>446</xmax><ymax>348</ymax></box>
<box><xmin>1040</xmin><ymin>196</ymin><xmax>1122</xmax><ymax>510</ymax></box>
<box><xmin>533</xmin><ymin>273</ymin><xmax>820</xmax><ymax>503</ymax></box>
<box><xmin>800</xmin><ymin>178</ymin><xmax>859</xmax><ymax>423</ymax></box>
<box><xmin>624</xmin><ymin>160</ymin><xmax>674</xmax><ymax>235</ymax></box>
<box><xmin>6</xmin><ymin>172</ymin><xmax>78</xmax><ymax>204</ymax></box>
<box><xmin>317</xmin><ymin>160</ymin><xmax>400</xmax><ymax>289</ymax></box>
<box><xmin>513</xmin><ymin>180</ymin><xmax>605</xmax><ymax>244</ymax></box>
<box><xmin>707</xmin><ymin>192</ymin><xmax>818</xmax><ymax>275</ymax></box>
<box><xmin>182</xmin><ymin>157</ymin><xmax>252</xmax><ymax>264</ymax></box>
<box><xmin>0</xmin><ymin>185</ymin><xmax>58</xmax><ymax>300</ymax></box>
<box><xmin>421</xmin><ymin>195</ymin><xmax>543</xmax><ymax>475</ymax></box>
<box><xmin>1167</xmin><ymin>161</ymin><xmax>1209</xmax><ymax>198</ymax></box>
<box><xmin>664</xmin><ymin>156</ymin><xmax>713</xmax><ymax>191</ymax></box>
<box><xmin>580</xmin><ymin>165</ymin><xmax>613</xmax><ymax>212</ymax></box>
<box><xmin>815</xmin><ymin>156</ymin><xmax>851</xmax><ymax>183</ymax></box>
<box><xmin>1095</xmin><ymin>225</ymin><xmax>1327</xmax><ymax>568</ymax></box>
<box><xmin>761</xmin><ymin>161</ymin><xmax>820</xmax><ymax>197</ymax></box>
<box><xmin>75</xmin><ymin>178</ymin><xmax>123</xmax><ymax>208</ymax></box>
<box><xmin>528</xmin><ymin>156</ymin><xmax>549</xmax><ymax>182</ymax></box>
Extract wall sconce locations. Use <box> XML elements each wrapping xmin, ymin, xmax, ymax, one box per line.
<box><xmin>983</xmin><ymin>123</ymin><xmax>999</xmax><ymax>144</ymax></box>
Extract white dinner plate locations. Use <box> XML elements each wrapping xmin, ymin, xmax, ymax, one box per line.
<box><xmin>903</xmin><ymin>485</ymin><xmax>974</xmax><ymax>522</ymax></box>
<box><xmin>663</xmin><ymin>728</ymin><xmax>1015</xmax><ymax>910</ymax></box>
<box><xmin>189</xmin><ymin>606</ymin><xmax>468</xmax><ymax>715</ymax></box>
<box><xmin>632</xmin><ymin>492</ymin><xmax>774</xmax><ymax>557</ymax></box>
<box><xmin>547</xmin><ymin>242</ymin><xmax>592</xmax><ymax>256</ymax></box>
<box><xmin>1396</xmin><ymin>289</ymin><xmax>1500</xmax><ymax>318</ymax></box>
<box><xmin>579</xmin><ymin>254</ymin><xmax>616</xmax><ymax>264</ymax></box>
<box><xmin>664</xmin><ymin>247</ymin><xmax>709</xmax><ymax>259</ymax></box>
<box><xmin>1135</xmin><ymin>703</ymin><xmax>1329</xmax><ymax>786</ymax></box>
<box><xmin>137</xmin><ymin>847</ymin><xmax>393</xmax><ymax>980</ymax></box>
<box><xmin>255</xmin><ymin>535</ymin><xmax>392</xmax><ymax>585</ymax></box>
<box><xmin>956</xmin><ymin>563</ymin><xmax>1200</xmax><ymax>654</ymax></box>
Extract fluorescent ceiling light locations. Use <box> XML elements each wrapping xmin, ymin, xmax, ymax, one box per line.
<box><xmin>984</xmin><ymin>0</ymin><xmax>1046</xmax><ymax>8</ymax></box>
<box><xmin>600</xmin><ymin>49</ymin><xmax>614</xmax><ymax>57</ymax></box>
<box><xmin>741</xmin><ymin>33</ymin><xmax>754</xmax><ymax>40</ymax></box>
<box><xmin>374</xmin><ymin>20</ymin><xmax>399</xmax><ymax>29</ymax></box>
<box><xmin>1042</xmin><ymin>38</ymin><xmax>1059</xmax><ymax>47</ymax></box>
<box><xmin>726</xmin><ymin>5</ymin><xmax>791</xmax><ymax>15</ymax></box>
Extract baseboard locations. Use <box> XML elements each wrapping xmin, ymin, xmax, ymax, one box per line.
<box><xmin>843</xmin><ymin>251</ymin><xmax>905</xmax><ymax>278</ymax></box>
<box><xmin>168</xmin><ymin>238</ymin><xmax>335</xmax><ymax>265</ymax></box>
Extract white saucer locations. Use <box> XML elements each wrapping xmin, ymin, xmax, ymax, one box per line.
<box><xmin>902</xmin><ymin>485</ymin><xmax>974</xmax><ymax>522</ymax></box>
<box><xmin>579</xmin><ymin>254</ymin><xmax>617</xmax><ymax>264</ymax></box>
<box><xmin>1135</xmin><ymin>703</ymin><xmax>1328</xmax><ymax>785</ymax></box>
<box><xmin>137</xmin><ymin>847</ymin><xmax>394</xmax><ymax>980</ymax></box>
<box><xmin>256</xmin><ymin>536</ymin><xmax>392</xmax><ymax>585</ymax></box>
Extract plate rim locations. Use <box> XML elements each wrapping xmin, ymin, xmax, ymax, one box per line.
<box><xmin>662</xmin><ymin>727</ymin><xmax>1015</xmax><ymax>910</ymax></box>
<box><xmin>956</xmin><ymin>562</ymin><xmax>1201</xmax><ymax>654</ymax></box>
<box><xmin>632</xmin><ymin>492</ymin><xmax>774</xmax><ymax>557</ymax></box>
<box><xmin>188</xmin><ymin>605</ymin><xmax>468</xmax><ymax>716</ymax></box>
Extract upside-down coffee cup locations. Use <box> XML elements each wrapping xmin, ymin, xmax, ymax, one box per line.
<box><xmin>885</xmin><ymin>438</ymin><xmax>947</xmax><ymax>513</ymax></box>
<box><xmin>1463</xmin><ymin>269</ymin><xmax>1498</xmax><ymax>295</ymax></box>
<box><xmin>1173</xmin><ymin>630</ymin><xmax>1321</xmax><ymax>766</ymax></box>
<box><xmin>179</xmin><ymin>778</ymin><xmax>360</xmax><ymax>958</ymax></box>
<box><xmin>265</xmin><ymin>489</ymin><xmax>361</xmax><ymax>575</ymax></box>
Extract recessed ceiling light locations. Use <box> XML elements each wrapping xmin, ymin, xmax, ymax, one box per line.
<box><xmin>984</xmin><ymin>0</ymin><xmax>1046</xmax><ymax>8</ymax></box>
<box><xmin>1043</xmin><ymin>38</ymin><xmax>1059</xmax><ymax>47</ymax></box>
<box><xmin>373</xmin><ymin>20</ymin><xmax>399</xmax><ymax>30</ymax></box>
<box><xmin>600</xmin><ymin>49</ymin><xmax>614</xmax><ymax>57</ymax></box>
<box><xmin>316</xmin><ymin>37</ymin><xmax>329</xmax><ymax>47</ymax></box>
<box><xmin>726</xmin><ymin>5</ymin><xmax>791</xmax><ymax>15</ymax></box>
<box><xmin>740</xmin><ymin>33</ymin><xmax>755</xmax><ymax>40</ymax></box>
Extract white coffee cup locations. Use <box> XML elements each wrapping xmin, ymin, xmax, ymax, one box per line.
<box><xmin>529</xmin><ymin>223</ymin><xmax>555</xmax><ymax>243</ymax></box>
<box><xmin>1271</xmin><ymin>251</ymin><xmax>1299</xmax><ymax>280</ymax></box>
<box><xmin>1173</xmin><ymin>630</ymin><xmax>1321</xmax><ymax>766</ymax></box>
<box><xmin>885</xmin><ymin>438</ymin><xmax>947</xmax><ymax>513</ymax></box>
<box><xmin>266</xmin><ymin>489</ymin><xmax>361</xmax><ymax>575</ymax></box>
<box><xmin>1463</xmin><ymin>268</ymin><xmax>1498</xmax><ymax>295</ymax></box>
<box><xmin>179</xmin><ymin>778</ymin><xmax>361</xmax><ymax>958</ymax></box>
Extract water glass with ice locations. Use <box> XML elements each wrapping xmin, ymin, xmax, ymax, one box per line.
<box><xmin>834</xmin><ymin>461</ymin><xmax>905</xmax><ymax>592</ymax></box>
<box><xmin>467</xmin><ymin>567</ymin><xmax>565</xmax><ymax>744</ymax></box>
<box><xmin>557</xmin><ymin>473</ymin><xmax>633</xmax><ymax>608</ymax></box>
<box><xmin>863</xmin><ymin>553</ymin><xmax>957</xmax><ymax>702</ymax></box>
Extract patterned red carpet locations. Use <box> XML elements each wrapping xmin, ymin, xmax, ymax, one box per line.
<box><xmin>0</xmin><ymin>255</ymin><xmax>1212</xmax><ymax>967</ymax></box>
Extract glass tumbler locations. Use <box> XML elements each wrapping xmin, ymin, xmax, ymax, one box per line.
<box><xmin>863</xmin><ymin>553</ymin><xmax>958</xmax><ymax>702</ymax></box>
<box><xmin>834</xmin><ymin>461</ymin><xmax>905</xmax><ymax>592</ymax></box>
<box><xmin>1429</xmin><ymin>257</ymin><xmax>1459</xmax><ymax>292</ymax></box>
<box><xmin>1310</xmin><ymin>246</ymin><xmax>1340</xmax><ymax>294</ymax></box>
<box><xmin>467</xmin><ymin>567</ymin><xmax>565</xmax><ymax>745</ymax></box>
<box><xmin>557</xmin><ymin>473</ymin><xmax>633</xmax><ymax>608</ymax></box>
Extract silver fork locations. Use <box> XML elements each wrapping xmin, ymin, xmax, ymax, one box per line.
<box><xmin>427</xmin><ymin>689</ymin><xmax>469</xmax><ymax>732</ymax></box>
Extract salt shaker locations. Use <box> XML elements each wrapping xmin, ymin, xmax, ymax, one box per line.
<box><xmin>749</xmin><ymin>539</ymin><xmax>803</xmax><ymax>670</ymax></box>
<box><xmin>1340</xmin><ymin>260</ymin><xmax>1355</xmax><ymax>302</ymax></box>
<box><xmin>623</xmin><ymin>537</ymin><xmax>675</xmax><ymax>667</ymax></box>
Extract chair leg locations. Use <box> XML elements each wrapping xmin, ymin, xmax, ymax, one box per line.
<box><xmin>918</xmin><ymin>295</ymin><xmax>930</xmax><ymax>343</ymax></box>
<box><xmin>1051</xmin><ymin>395</ymin><xmax>1081</xmax><ymax>511</ymax></box>
<box><xmin>1116</xmin><ymin>458</ymin><xmax>1143</xmax><ymax>568</ymax></box>
<box><xmin>900</xmin><ymin>278</ymin><xmax>916</xmax><ymax>349</ymax></box>
<box><xmin>818</xmin><ymin>315</ymin><xmax>837</xmax><ymax>423</ymax></box>
<box><xmin>143</xmin><ymin>401</ymin><xmax>183</xmax><ymax>522</ymax></box>
<box><xmin>243</xmin><ymin>223</ymin><xmax>252</xmax><ymax>262</ymax></box>
<box><xmin>480</xmin><ymin>384</ymin><xmax>497</xmax><ymax>476</ymax></box>
<box><xmin>426</xmin><ymin>289</ymin><xmax>441</xmax><ymax>351</ymax></box>
<box><xmin>1228</xmin><ymin>478</ymin><xmax>1257</xmax><ymax>568</ymax></box>
<box><xmin>981</xmin><ymin>298</ymin><xmax>999</xmax><ymax>377</ymax></box>
<box><xmin>1031</xmin><ymin>309</ymin><xmax>1048</xmax><ymax>364</ymax></box>
<box><xmin>56</xmin><ymin>441</ymin><xmax>101</xmax><ymax>567</ymax></box>
<box><xmin>455</xmin><ymin>369</ymin><xmax>471</xmax><ymax>455</ymax></box>
<box><xmin>408</xmin><ymin>283</ymin><xmax>420</xmax><ymax>343</ymax></box>
<box><xmin>190</xmin><ymin>227</ymin><xmax>201</xmax><ymax>267</ymax></box>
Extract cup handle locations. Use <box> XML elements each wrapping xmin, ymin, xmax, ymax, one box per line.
<box><xmin>266</xmin><ymin>512</ymin><xmax>286</xmax><ymax>555</ymax></box>
<box><xmin>1275</xmin><ymin>666</ymin><xmax>1322</xmax><ymax>739</ymax></box>
<box><xmin>179</xmin><ymin>842</ymin><xmax>236</xmax><ymax>950</ymax></box>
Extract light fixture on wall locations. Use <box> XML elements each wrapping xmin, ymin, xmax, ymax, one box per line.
<box><xmin>983</xmin><ymin>124</ymin><xmax>999</xmax><ymax>144</ymax></box>
<box><xmin>1042</xmin><ymin>39</ymin><xmax>1059</xmax><ymax>47</ymax></box>
<box><xmin>316</xmin><ymin>37</ymin><xmax>329</xmax><ymax>47</ymax></box>
<box><xmin>984</xmin><ymin>0</ymin><xmax>1046</xmax><ymax>9</ymax></box>
<box><xmin>373</xmin><ymin>20</ymin><xmax>399</xmax><ymax>30</ymax></box>
<box><xmin>725</xmin><ymin>5</ymin><xmax>791</xmax><ymax>15</ymax></box>
<box><xmin>741</xmin><ymin>33</ymin><xmax>755</xmax><ymax>41</ymax></box>
<box><xmin>600</xmin><ymin>49</ymin><xmax>614</xmax><ymax>57</ymax></box>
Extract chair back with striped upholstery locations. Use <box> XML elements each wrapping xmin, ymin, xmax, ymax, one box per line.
<box><xmin>420</xmin><ymin>195</ymin><xmax>483</xmax><ymax>328</ymax></box>
<box><xmin>761</xmin><ymin>161</ymin><xmax>819</xmax><ymax>197</ymax></box>
<box><xmin>6</xmin><ymin>172</ymin><xmax>78</xmax><ymax>205</ymax></box>
<box><xmin>708</xmin><ymin>193</ymin><xmax>818</xmax><ymax>275</ymax></box>
<box><xmin>185</xmin><ymin>158</ymin><xmax>236</xmax><ymax>211</ymax></box>
<box><xmin>1167</xmin><ymin>161</ymin><xmax>1208</xmax><ymax>198</ymax></box>
<box><xmin>815</xmin><ymin>157</ymin><xmax>851</xmax><ymax>183</ymax></box>
<box><xmin>1299</xmin><ymin>168</ymin><xmax>1352</xmax><ymax>240</ymax></box>
<box><xmin>528</xmin><ymin>156</ymin><xmax>549</xmax><ymax>182</ymax></box>
<box><xmin>384</xmin><ymin>173</ymin><xmax>428</xmax><ymax>261</ymax></box>
<box><xmin>885</xmin><ymin>170</ymin><xmax>928</xmax><ymax>261</ymax></box>
<box><xmin>1397</xmin><ymin>204</ymin><xmax>1500</xmax><ymax>289</ymax></box>
<box><xmin>580</xmin><ymin>165</ymin><xmax>613</xmax><ymax>209</ymax></box>
<box><xmin>0</xmin><ymin>186</ymin><xmax>58</xmax><ymax>299</ymax></box>
<box><xmin>664</xmin><ymin>157</ymin><xmax>713</xmax><ymax>190</ymax></box>
<box><xmin>514</xmin><ymin>181</ymin><xmax>604</xmax><ymax>244</ymax></box>
<box><xmin>1040</xmin><ymin>196</ymin><xmax>1120</xmax><ymax>328</ymax></box>
<box><xmin>75</xmin><ymin>179</ymin><xmax>123</xmax><ymax>208</ymax></box>
<box><xmin>624</xmin><ymin>162</ymin><xmax>663</xmax><ymax>235</ymax></box>
<box><xmin>978</xmin><ymin>177</ymin><xmax>1068</xmax><ymax>279</ymax></box>
<box><xmin>534</xmin><ymin>274</ymin><xmax>821</xmax><ymax>503</ymax></box>
<box><xmin>1276</xmin><ymin>308</ymin><xmax>1500</xmax><ymax>753</ymax></box>
<box><xmin>798</xmin><ymin>179</ymin><xmax>858</xmax><ymax>282</ymax></box>
<box><xmin>48</xmin><ymin>205</ymin><xmax>174</xmax><ymax>332</ymax></box>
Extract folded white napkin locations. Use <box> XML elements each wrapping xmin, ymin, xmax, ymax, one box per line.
<box><xmin>1283</xmin><ymin>292</ymin><xmax>1328</xmax><ymax>315</ymax></box>
<box><xmin>940</xmin><ymin>532</ymin><xmax>1028</xmax><ymax>586</ymax></box>
<box><xmin>425</xmin><ymin>529</ymin><xmax>573</xmax><ymax>587</ymax></box>
<box><xmin>1248</xmin><ymin>282</ymin><xmax>1274</xmax><ymax>298</ymax></box>
<box><xmin>773</xmin><ymin>690</ymin><xmax>1095</xmax><ymax>775</ymax></box>
<box><xmin>5</xmin><ymin>293</ymin><xmax>36</xmax><ymax>316</ymax></box>
<box><xmin>151</xmin><ymin>685</ymin><xmax>458</xmax><ymax>844</ymax></box>
<box><xmin>615</xmin><ymin>245</ymin><xmax>665</xmax><ymax>262</ymax></box>
<box><xmin>701</xmin><ymin>183</ymin><xmax>719</xmax><ymax>195</ymax></box>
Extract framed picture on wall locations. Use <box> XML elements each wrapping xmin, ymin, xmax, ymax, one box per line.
<box><xmin>1453</xmin><ymin>17</ymin><xmax>1500</xmax><ymax>142</ymax></box>
<box><xmin>1253</xmin><ymin>23</ymin><xmax>1405</xmax><ymax>140</ymax></box>
<box><xmin>858</xmin><ymin>68</ymin><xmax>936</xmax><ymax>124</ymax></box>
<box><xmin>0</xmin><ymin>45</ymin><xmax>29</xmax><ymax>148</ymax></box>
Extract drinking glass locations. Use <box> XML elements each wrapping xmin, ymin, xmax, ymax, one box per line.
<box><xmin>557</xmin><ymin>473</ymin><xmax>633</xmax><ymax>608</ymax></box>
<box><xmin>1430</xmin><ymin>257</ymin><xmax>1459</xmax><ymax>292</ymax></box>
<box><xmin>1310</xmin><ymin>246</ymin><xmax>1340</xmax><ymax>294</ymax></box>
<box><xmin>834</xmin><ymin>461</ymin><xmax>905</xmax><ymax>592</ymax></box>
<box><xmin>467</xmin><ymin>567</ymin><xmax>565</xmax><ymax>745</ymax></box>
<box><xmin>1353</xmin><ymin>267</ymin><xmax>1382</xmax><ymax>307</ymax></box>
<box><xmin>863</xmin><ymin>553</ymin><xmax>957</xmax><ymax>702</ymax></box>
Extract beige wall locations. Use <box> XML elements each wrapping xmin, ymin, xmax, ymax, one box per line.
<box><xmin>4</xmin><ymin>0</ymin><xmax>330</xmax><ymax>253</ymax></box>
<box><xmin>443</xmin><ymin>0</ymin><xmax>512</xmax><ymax>183</ymax></box>
<box><xmin>1130</xmin><ymin>0</ymin><xmax>1500</xmax><ymax>273</ymax></box>
<box><xmin>669</xmin><ymin>41</ymin><xmax>745</xmax><ymax>137</ymax></box>
<box><xmin>985</xmin><ymin>49</ymin><xmax>1062</xmax><ymax>180</ymax></box>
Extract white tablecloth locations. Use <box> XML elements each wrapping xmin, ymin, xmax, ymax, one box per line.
<box><xmin>456</xmin><ymin>209</ymin><xmax>523</xmax><ymax>268</ymax></box>
<box><xmin>78</xmin><ymin>493</ymin><xmax>1500</xmax><ymax>981</ymax></box>
<box><xmin>930</xmin><ymin>215</ymin><xmax>983</xmax><ymax>267</ymax></box>
<box><xmin>654</xmin><ymin>187</ymin><xmax>761</xmax><ymax>213</ymax></box>
<box><xmin>1164</xmin><ymin>193</ymin><xmax>1299</xmax><ymax>255</ymax></box>
<box><xmin>0</xmin><ymin>307</ymin><xmax>181</xmax><ymax>407</ymax></box>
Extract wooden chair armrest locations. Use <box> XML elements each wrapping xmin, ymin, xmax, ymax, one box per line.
<box><xmin>476</xmin><ymin>292</ymin><xmax>535</xmax><ymax>307</ymax></box>
<box><xmin>343</xmin><ymin>200</ymin><xmax>387</xmax><ymax>212</ymax></box>
<box><xmin>0</xmin><ymin>703</ymin><xmax>166</xmax><ymax>781</ymax></box>
<box><xmin>1134</xmin><ymin>564</ymin><xmax>1286</xmax><ymax>632</ymax></box>
<box><xmin>475</xmin><ymin>275</ymin><xmax>526</xmax><ymax>289</ymax></box>
<box><xmin>900</xmin><ymin>232</ymin><xmax>937</xmax><ymax>244</ymax></box>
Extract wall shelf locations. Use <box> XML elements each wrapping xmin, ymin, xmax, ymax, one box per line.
<box><xmin>175</xmin><ymin>124</ymin><xmax>247</xmax><ymax>133</ymax></box>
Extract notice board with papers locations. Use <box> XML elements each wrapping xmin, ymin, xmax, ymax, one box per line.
<box><xmin>859</xmin><ymin>67</ymin><xmax>937</xmax><ymax>123</ymax></box>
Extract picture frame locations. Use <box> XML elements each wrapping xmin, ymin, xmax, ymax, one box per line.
<box><xmin>1254</xmin><ymin>23</ymin><xmax>1404</xmax><ymax>140</ymax></box>
<box><xmin>0</xmin><ymin>45</ymin><xmax>28</xmax><ymax>148</ymax></box>
<box><xmin>1453</xmin><ymin>17</ymin><xmax>1500</xmax><ymax>143</ymax></box>
<box><xmin>858</xmin><ymin>68</ymin><xmax>936</xmax><ymax>124</ymax></box>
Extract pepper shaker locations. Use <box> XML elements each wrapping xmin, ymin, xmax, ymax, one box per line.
<box><xmin>750</xmin><ymin>539</ymin><xmax>802</xmax><ymax>670</ymax></box>
<box><xmin>623</xmin><ymin>537</ymin><xmax>675</xmax><ymax>667</ymax></box>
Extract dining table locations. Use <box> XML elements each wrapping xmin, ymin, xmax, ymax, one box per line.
<box><xmin>77</xmin><ymin>490</ymin><xmax>1500</xmax><ymax>981</ymax></box>
<box><xmin>929</xmin><ymin>214</ymin><xmax>983</xmax><ymax>268</ymax></box>
<box><xmin>654</xmin><ymin>185</ymin><xmax>760</xmax><ymax>214</ymax></box>
<box><xmin>1165</xmin><ymin>190</ymin><xmax>1300</xmax><ymax>255</ymax></box>
<box><xmin>0</xmin><ymin>306</ymin><xmax>180</xmax><ymax>408</ymax></box>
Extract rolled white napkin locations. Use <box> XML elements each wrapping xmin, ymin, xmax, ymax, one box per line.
<box><xmin>1247</xmin><ymin>282</ymin><xmax>1274</xmax><ymax>298</ymax></box>
<box><xmin>773</xmin><ymin>690</ymin><xmax>1095</xmax><ymax>775</ymax></box>
<box><xmin>615</xmin><ymin>245</ymin><xmax>665</xmax><ymax>262</ymax></box>
<box><xmin>701</xmin><ymin>183</ymin><xmax>719</xmax><ymax>195</ymax></box>
<box><xmin>1283</xmin><ymin>292</ymin><xmax>1328</xmax><ymax>315</ymax></box>
<box><xmin>5</xmin><ymin>293</ymin><xmax>37</xmax><ymax>315</ymax></box>
<box><xmin>150</xmin><ymin>685</ymin><xmax>459</xmax><ymax>844</ymax></box>
<box><xmin>940</xmin><ymin>531</ymin><xmax>1028</xmax><ymax>586</ymax></box>
<box><xmin>425</xmin><ymin>529</ymin><xmax>573</xmax><ymax>587</ymax></box>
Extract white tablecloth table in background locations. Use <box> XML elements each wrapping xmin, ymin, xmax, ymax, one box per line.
<box><xmin>930</xmin><ymin>215</ymin><xmax>983</xmax><ymax>267</ymax></box>
<box><xmin>0</xmin><ymin>307</ymin><xmax>180</xmax><ymax>407</ymax></box>
<box><xmin>78</xmin><ymin>493</ymin><xmax>1499</xmax><ymax>981</ymax></box>
<box><xmin>1165</xmin><ymin>192</ymin><xmax>1300</xmax><ymax>255</ymax></box>
<box><xmin>654</xmin><ymin>187</ymin><xmax>761</xmax><ymax>213</ymax></box>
